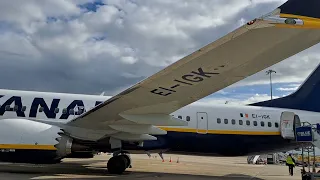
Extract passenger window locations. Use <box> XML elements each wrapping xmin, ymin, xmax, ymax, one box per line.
<box><xmin>62</xmin><ymin>108</ymin><xmax>67</xmax><ymax>114</ymax></box>
<box><xmin>268</xmin><ymin>122</ymin><xmax>272</xmax><ymax>127</ymax></box>
<box><xmin>231</xmin><ymin>119</ymin><xmax>236</xmax><ymax>125</ymax></box>
<box><xmin>186</xmin><ymin>116</ymin><xmax>190</xmax><ymax>122</ymax></box>
<box><xmin>5</xmin><ymin>105</ymin><xmax>10</xmax><ymax>111</ymax></box>
<box><xmin>39</xmin><ymin>107</ymin><xmax>44</xmax><ymax>112</ymax></box>
<box><xmin>239</xmin><ymin>120</ymin><xmax>243</xmax><ymax>125</ymax></box>
<box><xmin>224</xmin><ymin>119</ymin><xmax>228</xmax><ymax>124</ymax></box>
<box><xmin>69</xmin><ymin>109</ymin><xmax>74</xmax><ymax>115</ymax></box>
<box><xmin>21</xmin><ymin>106</ymin><xmax>26</xmax><ymax>112</ymax></box>
<box><xmin>13</xmin><ymin>105</ymin><xmax>19</xmax><ymax>111</ymax></box>
<box><xmin>54</xmin><ymin>108</ymin><xmax>59</xmax><ymax>113</ymax></box>
<box><xmin>217</xmin><ymin>118</ymin><xmax>221</xmax><ymax>124</ymax></box>
<box><xmin>261</xmin><ymin>121</ymin><xmax>265</xmax><ymax>127</ymax></box>
<box><xmin>246</xmin><ymin>120</ymin><xmax>250</xmax><ymax>126</ymax></box>
<box><xmin>253</xmin><ymin>121</ymin><xmax>257</xmax><ymax>126</ymax></box>
<box><xmin>178</xmin><ymin>115</ymin><xmax>182</xmax><ymax>119</ymax></box>
<box><xmin>275</xmin><ymin>122</ymin><xmax>279</xmax><ymax>128</ymax></box>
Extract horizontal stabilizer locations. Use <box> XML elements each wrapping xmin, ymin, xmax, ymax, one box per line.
<box><xmin>119</xmin><ymin>113</ymin><xmax>188</xmax><ymax>126</ymax></box>
<box><xmin>250</xmin><ymin>63</ymin><xmax>320</xmax><ymax>112</ymax></box>
<box><xmin>109</xmin><ymin>124</ymin><xmax>167</xmax><ymax>135</ymax></box>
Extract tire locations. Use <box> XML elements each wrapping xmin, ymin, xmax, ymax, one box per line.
<box><xmin>107</xmin><ymin>156</ymin><xmax>127</xmax><ymax>174</ymax></box>
<box><xmin>119</xmin><ymin>154</ymin><xmax>131</xmax><ymax>168</ymax></box>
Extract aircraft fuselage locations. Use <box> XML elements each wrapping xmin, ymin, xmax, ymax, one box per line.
<box><xmin>0</xmin><ymin>89</ymin><xmax>317</xmax><ymax>157</ymax></box>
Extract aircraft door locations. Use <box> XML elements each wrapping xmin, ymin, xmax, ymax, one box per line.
<box><xmin>293</xmin><ymin>114</ymin><xmax>301</xmax><ymax>136</ymax></box>
<box><xmin>280</xmin><ymin>111</ymin><xmax>295</xmax><ymax>139</ymax></box>
<box><xmin>197</xmin><ymin>112</ymin><xmax>208</xmax><ymax>134</ymax></box>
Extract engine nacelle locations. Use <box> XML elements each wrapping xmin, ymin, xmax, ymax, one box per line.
<box><xmin>55</xmin><ymin>134</ymin><xmax>73</xmax><ymax>158</ymax></box>
<box><xmin>0</xmin><ymin>118</ymin><xmax>88</xmax><ymax>164</ymax></box>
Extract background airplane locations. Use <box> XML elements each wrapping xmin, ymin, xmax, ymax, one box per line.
<box><xmin>0</xmin><ymin>0</ymin><xmax>320</xmax><ymax>175</ymax></box>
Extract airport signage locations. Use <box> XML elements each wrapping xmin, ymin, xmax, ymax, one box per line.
<box><xmin>296</xmin><ymin>126</ymin><xmax>313</xmax><ymax>142</ymax></box>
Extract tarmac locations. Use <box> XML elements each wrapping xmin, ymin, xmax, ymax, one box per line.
<box><xmin>0</xmin><ymin>153</ymin><xmax>309</xmax><ymax>180</ymax></box>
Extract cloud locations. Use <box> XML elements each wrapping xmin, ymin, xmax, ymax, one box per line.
<box><xmin>277</xmin><ymin>87</ymin><xmax>298</xmax><ymax>92</ymax></box>
<box><xmin>194</xmin><ymin>93</ymin><xmax>279</xmax><ymax>106</ymax></box>
<box><xmin>0</xmin><ymin>0</ymin><xmax>316</xmax><ymax>98</ymax></box>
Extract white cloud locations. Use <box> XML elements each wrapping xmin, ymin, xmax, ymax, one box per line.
<box><xmin>0</xmin><ymin>0</ymin><xmax>314</xmax><ymax>96</ymax></box>
<box><xmin>277</xmin><ymin>87</ymin><xmax>298</xmax><ymax>92</ymax></box>
<box><xmin>194</xmin><ymin>93</ymin><xmax>278</xmax><ymax>106</ymax></box>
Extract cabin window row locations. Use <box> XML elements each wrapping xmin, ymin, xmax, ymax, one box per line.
<box><xmin>0</xmin><ymin>105</ymin><xmax>85</xmax><ymax>115</ymax></box>
<box><xmin>217</xmin><ymin>118</ymin><xmax>279</xmax><ymax>128</ymax></box>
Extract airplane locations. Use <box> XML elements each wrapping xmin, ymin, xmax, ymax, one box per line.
<box><xmin>1</xmin><ymin>0</ymin><xmax>320</xmax><ymax>174</ymax></box>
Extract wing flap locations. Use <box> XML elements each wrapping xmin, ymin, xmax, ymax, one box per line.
<box><xmin>109</xmin><ymin>124</ymin><xmax>167</xmax><ymax>135</ymax></box>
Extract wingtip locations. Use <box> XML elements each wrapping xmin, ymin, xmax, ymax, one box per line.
<box><xmin>279</xmin><ymin>0</ymin><xmax>320</xmax><ymax>19</ymax></box>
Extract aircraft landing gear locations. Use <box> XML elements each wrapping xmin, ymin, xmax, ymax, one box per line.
<box><xmin>107</xmin><ymin>154</ymin><xmax>131</xmax><ymax>174</ymax></box>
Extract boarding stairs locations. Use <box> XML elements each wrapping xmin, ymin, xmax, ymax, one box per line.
<box><xmin>294</xmin><ymin>122</ymin><xmax>320</xmax><ymax>179</ymax></box>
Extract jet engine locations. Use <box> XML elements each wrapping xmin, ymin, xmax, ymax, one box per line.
<box><xmin>0</xmin><ymin>118</ymin><xmax>88</xmax><ymax>164</ymax></box>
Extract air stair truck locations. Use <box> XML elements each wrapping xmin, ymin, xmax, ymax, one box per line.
<box><xmin>293</xmin><ymin>121</ymin><xmax>320</xmax><ymax>180</ymax></box>
<box><xmin>277</xmin><ymin>111</ymin><xmax>320</xmax><ymax>180</ymax></box>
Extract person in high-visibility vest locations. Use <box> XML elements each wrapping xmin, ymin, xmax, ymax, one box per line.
<box><xmin>286</xmin><ymin>154</ymin><xmax>296</xmax><ymax>176</ymax></box>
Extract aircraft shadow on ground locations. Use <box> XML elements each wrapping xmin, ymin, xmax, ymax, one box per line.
<box><xmin>0</xmin><ymin>161</ymin><xmax>266</xmax><ymax>180</ymax></box>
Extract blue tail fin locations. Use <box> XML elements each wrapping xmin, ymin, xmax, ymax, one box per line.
<box><xmin>250</xmin><ymin>63</ymin><xmax>320</xmax><ymax>112</ymax></box>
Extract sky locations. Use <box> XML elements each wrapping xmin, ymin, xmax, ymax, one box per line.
<box><xmin>1</xmin><ymin>0</ymin><xmax>320</xmax><ymax>106</ymax></box>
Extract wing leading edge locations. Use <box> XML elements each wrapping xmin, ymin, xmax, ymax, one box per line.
<box><xmin>67</xmin><ymin>0</ymin><xmax>320</xmax><ymax>133</ymax></box>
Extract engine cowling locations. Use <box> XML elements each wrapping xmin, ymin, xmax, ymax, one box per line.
<box><xmin>0</xmin><ymin>118</ymin><xmax>89</xmax><ymax>164</ymax></box>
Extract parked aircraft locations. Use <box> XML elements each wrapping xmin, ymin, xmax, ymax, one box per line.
<box><xmin>0</xmin><ymin>0</ymin><xmax>320</xmax><ymax>174</ymax></box>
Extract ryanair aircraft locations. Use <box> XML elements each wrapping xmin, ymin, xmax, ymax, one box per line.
<box><xmin>1</xmin><ymin>0</ymin><xmax>320</xmax><ymax>174</ymax></box>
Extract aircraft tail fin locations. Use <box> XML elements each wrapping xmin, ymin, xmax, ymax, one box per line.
<box><xmin>250</xmin><ymin>63</ymin><xmax>320</xmax><ymax>112</ymax></box>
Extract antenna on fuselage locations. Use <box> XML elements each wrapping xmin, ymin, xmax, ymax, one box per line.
<box><xmin>100</xmin><ymin>91</ymin><xmax>105</xmax><ymax>96</ymax></box>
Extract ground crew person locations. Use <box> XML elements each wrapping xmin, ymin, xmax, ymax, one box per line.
<box><xmin>286</xmin><ymin>153</ymin><xmax>296</xmax><ymax>176</ymax></box>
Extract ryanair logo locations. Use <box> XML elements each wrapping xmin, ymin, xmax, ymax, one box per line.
<box><xmin>0</xmin><ymin>95</ymin><xmax>103</xmax><ymax>119</ymax></box>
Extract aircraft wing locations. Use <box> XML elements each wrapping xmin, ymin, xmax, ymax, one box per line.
<box><xmin>66</xmin><ymin>0</ymin><xmax>320</xmax><ymax>140</ymax></box>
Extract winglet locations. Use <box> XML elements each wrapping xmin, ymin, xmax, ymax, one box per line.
<box><xmin>277</xmin><ymin>0</ymin><xmax>320</xmax><ymax>29</ymax></box>
<box><xmin>279</xmin><ymin>0</ymin><xmax>320</xmax><ymax>19</ymax></box>
<box><xmin>253</xmin><ymin>0</ymin><xmax>320</xmax><ymax>29</ymax></box>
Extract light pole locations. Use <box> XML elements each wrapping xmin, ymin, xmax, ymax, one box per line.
<box><xmin>266</xmin><ymin>69</ymin><xmax>276</xmax><ymax>100</ymax></box>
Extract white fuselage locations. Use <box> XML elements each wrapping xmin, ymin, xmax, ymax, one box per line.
<box><xmin>0</xmin><ymin>88</ymin><xmax>318</xmax><ymax>157</ymax></box>
<box><xmin>0</xmin><ymin>88</ymin><xmax>319</xmax><ymax>134</ymax></box>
